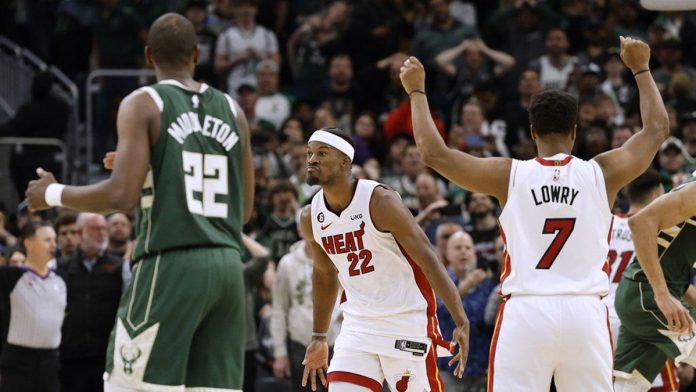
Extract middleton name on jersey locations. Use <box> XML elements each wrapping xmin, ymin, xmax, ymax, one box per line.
<box><xmin>531</xmin><ymin>184</ymin><xmax>580</xmax><ymax>206</ymax></box>
<box><xmin>166</xmin><ymin>111</ymin><xmax>240</xmax><ymax>151</ymax></box>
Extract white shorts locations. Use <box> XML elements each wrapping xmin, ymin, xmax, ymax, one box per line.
<box><xmin>488</xmin><ymin>295</ymin><xmax>613</xmax><ymax>392</ymax></box>
<box><xmin>327</xmin><ymin>331</ymin><xmax>444</xmax><ymax>392</ymax></box>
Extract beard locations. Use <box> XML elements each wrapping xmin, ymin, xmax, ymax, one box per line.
<box><xmin>306</xmin><ymin>174</ymin><xmax>320</xmax><ymax>185</ymax></box>
<box><xmin>110</xmin><ymin>237</ymin><xmax>129</xmax><ymax>247</ymax></box>
<box><xmin>470</xmin><ymin>210</ymin><xmax>492</xmax><ymax>220</ymax></box>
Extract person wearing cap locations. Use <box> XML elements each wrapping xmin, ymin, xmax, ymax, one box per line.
<box><xmin>254</xmin><ymin>60</ymin><xmax>291</xmax><ymax>133</ymax></box>
<box><xmin>214</xmin><ymin>0</ymin><xmax>280</xmax><ymax>98</ymax></box>
<box><xmin>659</xmin><ymin>136</ymin><xmax>695</xmax><ymax>191</ymax></box>
<box><xmin>574</xmin><ymin>62</ymin><xmax>602</xmax><ymax>101</ymax></box>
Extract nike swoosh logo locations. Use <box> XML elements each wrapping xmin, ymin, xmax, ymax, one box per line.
<box><xmin>321</xmin><ymin>222</ymin><xmax>333</xmax><ymax>230</ymax></box>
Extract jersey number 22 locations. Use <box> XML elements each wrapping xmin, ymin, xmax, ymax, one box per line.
<box><xmin>183</xmin><ymin>151</ymin><xmax>228</xmax><ymax>218</ymax></box>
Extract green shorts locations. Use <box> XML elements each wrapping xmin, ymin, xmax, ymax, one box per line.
<box><xmin>614</xmin><ymin>278</ymin><xmax>696</xmax><ymax>381</ymax></box>
<box><xmin>104</xmin><ymin>247</ymin><xmax>245</xmax><ymax>391</ymax></box>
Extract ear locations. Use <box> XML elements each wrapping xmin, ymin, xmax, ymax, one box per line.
<box><xmin>144</xmin><ymin>46</ymin><xmax>154</xmax><ymax>67</ymax></box>
<box><xmin>192</xmin><ymin>45</ymin><xmax>201</xmax><ymax>66</ymax></box>
<box><xmin>23</xmin><ymin>237</ymin><xmax>31</xmax><ymax>252</ymax></box>
<box><xmin>530</xmin><ymin>124</ymin><xmax>537</xmax><ymax>141</ymax></box>
<box><xmin>571</xmin><ymin>124</ymin><xmax>577</xmax><ymax>141</ymax></box>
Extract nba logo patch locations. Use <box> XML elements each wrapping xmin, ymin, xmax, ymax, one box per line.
<box><xmin>394</xmin><ymin>370</ymin><xmax>414</xmax><ymax>392</ymax></box>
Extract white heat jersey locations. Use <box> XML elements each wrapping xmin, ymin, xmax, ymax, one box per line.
<box><xmin>498</xmin><ymin>154</ymin><xmax>613</xmax><ymax>296</ymax></box>
<box><xmin>310</xmin><ymin>180</ymin><xmax>443</xmax><ymax>343</ymax></box>
<box><xmin>603</xmin><ymin>216</ymin><xmax>635</xmax><ymax>313</ymax></box>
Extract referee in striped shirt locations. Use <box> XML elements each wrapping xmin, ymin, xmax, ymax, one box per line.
<box><xmin>0</xmin><ymin>221</ymin><xmax>66</xmax><ymax>392</ymax></box>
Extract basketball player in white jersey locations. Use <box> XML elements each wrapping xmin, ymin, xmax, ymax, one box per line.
<box><xmin>401</xmin><ymin>35</ymin><xmax>669</xmax><ymax>392</ymax></box>
<box><xmin>605</xmin><ymin>170</ymin><xmax>681</xmax><ymax>392</ymax></box>
<box><xmin>300</xmin><ymin>127</ymin><xmax>470</xmax><ymax>392</ymax></box>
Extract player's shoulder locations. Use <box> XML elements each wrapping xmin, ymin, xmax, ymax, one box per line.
<box><xmin>122</xmin><ymin>86</ymin><xmax>163</xmax><ymax>114</ymax></box>
<box><xmin>369</xmin><ymin>181</ymin><xmax>400</xmax><ymax>201</ymax></box>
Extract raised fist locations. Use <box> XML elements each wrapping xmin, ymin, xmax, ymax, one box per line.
<box><xmin>620</xmin><ymin>36</ymin><xmax>651</xmax><ymax>73</ymax></box>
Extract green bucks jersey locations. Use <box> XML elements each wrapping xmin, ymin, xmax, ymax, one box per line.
<box><xmin>132</xmin><ymin>80</ymin><xmax>245</xmax><ymax>260</ymax></box>
<box><xmin>623</xmin><ymin>174</ymin><xmax>696</xmax><ymax>296</ymax></box>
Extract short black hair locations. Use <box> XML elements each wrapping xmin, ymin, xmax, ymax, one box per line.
<box><xmin>319</xmin><ymin>127</ymin><xmax>356</xmax><ymax>150</ymax></box>
<box><xmin>54</xmin><ymin>213</ymin><xmax>78</xmax><ymax>231</ymax></box>
<box><xmin>626</xmin><ymin>169</ymin><xmax>662</xmax><ymax>205</ymax></box>
<box><xmin>269</xmin><ymin>179</ymin><xmax>298</xmax><ymax>200</ymax></box>
<box><xmin>21</xmin><ymin>221</ymin><xmax>53</xmax><ymax>240</ymax></box>
<box><xmin>529</xmin><ymin>90</ymin><xmax>578</xmax><ymax>136</ymax></box>
<box><xmin>147</xmin><ymin>13</ymin><xmax>197</xmax><ymax>68</ymax></box>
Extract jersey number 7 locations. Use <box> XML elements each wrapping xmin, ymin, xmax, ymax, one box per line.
<box><xmin>536</xmin><ymin>218</ymin><xmax>576</xmax><ymax>269</ymax></box>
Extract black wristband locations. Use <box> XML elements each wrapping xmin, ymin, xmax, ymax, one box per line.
<box><xmin>408</xmin><ymin>89</ymin><xmax>426</xmax><ymax>97</ymax></box>
<box><xmin>633</xmin><ymin>69</ymin><xmax>650</xmax><ymax>77</ymax></box>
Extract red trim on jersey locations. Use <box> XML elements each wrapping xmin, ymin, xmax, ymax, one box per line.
<box><xmin>426</xmin><ymin>345</ymin><xmax>444</xmax><ymax>392</ymax></box>
<box><xmin>649</xmin><ymin>360</ymin><xmax>679</xmax><ymax>392</ymax></box>
<box><xmin>498</xmin><ymin>224</ymin><xmax>512</xmax><ymax>293</ymax></box>
<box><xmin>535</xmin><ymin>155</ymin><xmax>574</xmax><ymax>167</ymax></box>
<box><xmin>396</xmin><ymin>242</ymin><xmax>451</xmax><ymax>351</ymax></box>
<box><xmin>327</xmin><ymin>371</ymin><xmax>382</xmax><ymax>392</ymax></box>
<box><xmin>604</xmin><ymin>304</ymin><xmax>615</xmax><ymax>385</ymax></box>
<box><xmin>487</xmin><ymin>299</ymin><xmax>508</xmax><ymax>392</ymax></box>
<box><xmin>340</xmin><ymin>290</ymin><xmax>347</xmax><ymax>304</ymax></box>
<box><xmin>603</xmin><ymin>216</ymin><xmax>615</xmax><ymax>277</ymax></box>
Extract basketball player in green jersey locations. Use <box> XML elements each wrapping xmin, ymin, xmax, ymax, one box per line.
<box><xmin>25</xmin><ymin>13</ymin><xmax>254</xmax><ymax>392</ymax></box>
<box><xmin>613</xmin><ymin>174</ymin><xmax>696</xmax><ymax>392</ymax></box>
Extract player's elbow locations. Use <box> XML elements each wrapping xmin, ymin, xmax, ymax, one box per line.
<box><xmin>627</xmin><ymin>214</ymin><xmax>646</xmax><ymax>233</ymax></box>
<box><xmin>647</xmin><ymin>114</ymin><xmax>670</xmax><ymax>141</ymax></box>
<box><xmin>421</xmin><ymin>148</ymin><xmax>449</xmax><ymax>171</ymax></box>
<box><xmin>109</xmin><ymin>188</ymin><xmax>139</xmax><ymax>212</ymax></box>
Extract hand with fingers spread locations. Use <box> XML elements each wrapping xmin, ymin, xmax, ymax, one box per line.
<box><xmin>25</xmin><ymin>167</ymin><xmax>57</xmax><ymax>212</ymax></box>
<box><xmin>447</xmin><ymin>320</ymin><xmax>471</xmax><ymax>378</ymax></box>
<box><xmin>655</xmin><ymin>291</ymin><xmax>694</xmax><ymax>333</ymax></box>
<box><xmin>619</xmin><ymin>35</ymin><xmax>651</xmax><ymax>73</ymax></box>
<box><xmin>301</xmin><ymin>339</ymin><xmax>329</xmax><ymax>391</ymax></box>
<box><xmin>399</xmin><ymin>56</ymin><xmax>426</xmax><ymax>95</ymax></box>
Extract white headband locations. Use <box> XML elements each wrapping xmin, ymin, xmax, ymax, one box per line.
<box><xmin>308</xmin><ymin>130</ymin><xmax>355</xmax><ymax>161</ymax></box>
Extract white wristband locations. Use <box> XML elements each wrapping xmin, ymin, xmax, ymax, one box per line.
<box><xmin>45</xmin><ymin>183</ymin><xmax>65</xmax><ymax>207</ymax></box>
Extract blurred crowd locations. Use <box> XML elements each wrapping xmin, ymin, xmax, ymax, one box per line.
<box><xmin>2</xmin><ymin>0</ymin><xmax>696</xmax><ymax>391</ymax></box>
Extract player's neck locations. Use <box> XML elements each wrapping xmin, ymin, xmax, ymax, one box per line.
<box><xmin>626</xmin><ymin>204</ymin><xmax>645</xmax><ymax>217</ymax></box>
<box><xmin>535</xmin><ymin>140</ymin><xmax>573</xmax><ymax>158</ymax></box>
<box><xmin>156</xmin><ymin>70</ymin><xmax>198</xmax><ymax>91</ymax></box>
<box><xmin>322</xmin><ymin>177</ymin><xmax>358</xmax><ymax>215</ymax></box>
